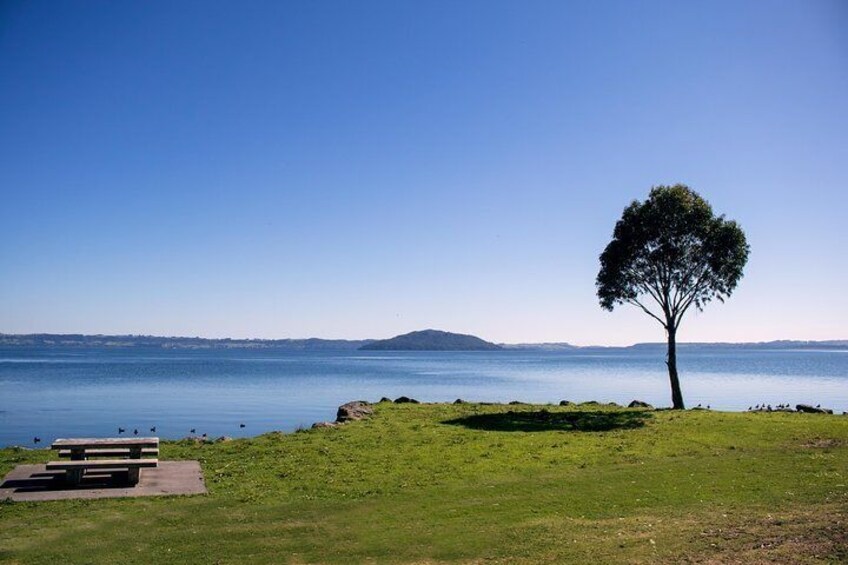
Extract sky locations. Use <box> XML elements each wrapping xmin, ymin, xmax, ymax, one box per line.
<box><xmin>1</xmin><ymin>0</ymin><xmax>846</xmax><ymax>345</ymax></box>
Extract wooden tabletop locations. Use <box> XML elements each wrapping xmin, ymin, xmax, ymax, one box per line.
<box><xmin>51</xmin><ymin>437</ymin><xmax>159</xmax><ymax>450</ymax></box>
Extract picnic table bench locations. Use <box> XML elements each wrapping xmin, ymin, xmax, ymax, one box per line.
<box><xmin>48</xmin><ymin>438</ymin><xmax>159</xmax><ymax>486</ymax></box>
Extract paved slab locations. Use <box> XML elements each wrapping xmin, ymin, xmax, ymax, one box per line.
<box><xmin>0</xmin><ymin>460</ymin><xmax>207</xmax><ymax>502</ymax></box>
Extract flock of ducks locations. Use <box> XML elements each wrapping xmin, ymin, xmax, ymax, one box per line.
<box><xmin>747</xmin><ymin>403</ymin><xmax>803</xmax><ymax>412</ymax></box>
<box><xmin>32</xmin><ymin>422</ymin><xmax>248</xmax><ymax>445</ymax></box>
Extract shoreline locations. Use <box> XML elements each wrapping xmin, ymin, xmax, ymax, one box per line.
<box><xmin>4</xmin><ymin>398</ymin><xmax>844</xmax><ymax>450</ymax></box>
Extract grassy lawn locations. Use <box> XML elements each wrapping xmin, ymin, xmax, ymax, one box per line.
<box><xmin>1</xmin><ymin>403</ymin><xmax>846</xmax><ymax>563</ymax></box>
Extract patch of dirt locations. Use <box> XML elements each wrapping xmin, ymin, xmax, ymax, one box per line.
<box><xmin>800</xmin><ymin>438</ymin><xmax>845</xmax><ymax>449</ymax></box>
<box><xmin>686</xmin><ymin>506</ymin><xmax>848</xmax><ymax>564</ymax></box>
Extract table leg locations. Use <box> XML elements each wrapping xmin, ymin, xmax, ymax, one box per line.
<box><xmin>66</xmin><ymin>468</ymin><xmax>83</xmax><ymax>486</ymax></box>
<box><xmin>66</xmin><ymin>448</ymin><xmax>86</xmax><ymax>485</ymax></box>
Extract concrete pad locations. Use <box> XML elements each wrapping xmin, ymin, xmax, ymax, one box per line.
<box><xmin>0</xmin><ymin>460</ymin><xmax>207</xmax><ymax>502</ymax></box>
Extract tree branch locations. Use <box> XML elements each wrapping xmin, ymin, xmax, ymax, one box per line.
<box><xmin>626</xmin><ymin>298</ymin><xmax>667</xmax><ymax>328</ymax></box>
<box><xmin>673</xmin><ymin>266</ymin><xmax>711</xmax><ymax>322</ymax></box>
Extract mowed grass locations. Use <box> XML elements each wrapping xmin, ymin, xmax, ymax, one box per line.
<box><xmin>1</xmin><ymin>403</ymin><xmax>846</xmax><ymax>563</ymax></box>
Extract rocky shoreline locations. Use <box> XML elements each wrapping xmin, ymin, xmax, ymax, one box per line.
<box><xmin>305</xmin><ymin>397</ymin><xmax>844</xmax><ymax>431</ymax></box>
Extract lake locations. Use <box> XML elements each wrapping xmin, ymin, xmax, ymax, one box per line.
<box><xmin>1</xmin><ymin>346</ymin><xmax>846</xmax><ymax>447</ymax></box>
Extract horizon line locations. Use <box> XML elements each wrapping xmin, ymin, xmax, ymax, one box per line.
<box><xmin>1</xmin><ymin>331</ymin><xmax>846</xmax><ymax>349</ymax></box>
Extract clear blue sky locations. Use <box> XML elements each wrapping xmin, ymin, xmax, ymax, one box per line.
<box><xmin>1</xmin><ymin>0</ymin><xmax>846</xmax><ymax>344</ymax></box>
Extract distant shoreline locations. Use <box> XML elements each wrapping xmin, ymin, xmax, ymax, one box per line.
<box><xmin>1</xmin><ymin>333</ymin><xmax>846</xmax><ymax>351</ymax></box>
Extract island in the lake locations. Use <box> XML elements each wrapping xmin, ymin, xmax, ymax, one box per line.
<box><xmin>359</xmin><ymin>329</ymin><xmax>503</xmax><ymax>351</ymax></box>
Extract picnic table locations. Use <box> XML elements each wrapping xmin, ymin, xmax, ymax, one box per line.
<box><xmin>48</xmin><ymin>437</ymin><xmax>159</xmax><ymax>486</ymax></box>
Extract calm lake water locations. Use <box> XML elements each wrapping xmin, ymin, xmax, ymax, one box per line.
<box><xmin>1</xmin><ymin>346</ymin><xmax>846</xmax><ymax>447</ymax></box>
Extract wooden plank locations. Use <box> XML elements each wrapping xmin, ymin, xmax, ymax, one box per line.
<box><xmin>57</xmin><ymin>448</ymin><xmax>159</xmax><ymax>458</ymax></box>
<box><xmin>46</xmin><ymin>459</ymin><xmax>159</xmax><ymax>470</ymax></box>
<box><xmin>51</xmin><ymin>437</ymin><xmax>159</xmax><ymax>450</ymax></box>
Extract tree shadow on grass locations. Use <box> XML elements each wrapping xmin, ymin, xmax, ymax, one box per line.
<box><xmin>443</xmin><ymin>410</ymin><xmax>652</xmax><ymax>432</ymax></box>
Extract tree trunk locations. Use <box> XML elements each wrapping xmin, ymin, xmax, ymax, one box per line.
<box><xmin>666</xmin><ymin>324</ymin><xmax>685</xmax><ymax>409</ymax></box>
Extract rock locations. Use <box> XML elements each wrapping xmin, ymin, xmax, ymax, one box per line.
<box><xmin>607</xmin><ymin>402</ymin><xmax>620</xmax><ymax>407</ymax></box>
<box><xmin>508</xmin><ymin>400</ymin><xmax>524</xmax><ymax>405</ymax></box>
<box><xmin>453</xmin><ymin>398</ymin><xmax>466</xmax><ymax>404</ymax></box>
<box><xmin>628</xmin><ymin>400</ymin><xmax>653</xmax><ymax>409</ymax></box>
<box><xmin>312</xmin><ymin>421</ymin><xmax>338</xmax><ymax>429</ymax></box>
<box><xmin>394</xmin><ymin>396</ymin><xmax>420</xmax><ymax>404</ymax></box>
<box><xmin>379</xmin><ymin>397</ymin><xmax>393</xmax><ymax>403</ymax></box>
<box><xmin>796</xmin><ymin>404</ymin><xmax>833</xmax><ymax>414</ymax></box>
<box><xmin>336</xmin><ymin>401</ymin><xmax>373</xmax><ymax>422</ymax></box>
<box><xmin>559</xmin><ymin>400</ymin><xmax>572</xmax><ymax>406</ymax></box>
<box><xmin>215</xmin><ymin>436</ymin><xmax>233</xmax><ymax>443</ymax></box>
<box><xmin>580</xmin><ymin>400</ymin><xmax>600</xmax><ymax>406</ymax></box>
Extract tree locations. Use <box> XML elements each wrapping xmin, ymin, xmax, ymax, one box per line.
<box><xmin>596</xmin><ymin>184</ymin><xmax>749</xmax><ymax>409</ymax></box>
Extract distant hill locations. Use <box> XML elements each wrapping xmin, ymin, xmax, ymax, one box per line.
<box><xmin>0</xmin><ymin>334</ymin><xmax>373</xmax><ymax>351</ymax></box>
<box><xmin>360</xmin><ymin>330</ymin><xmax>502</xmax><ymax>351</ymax></box>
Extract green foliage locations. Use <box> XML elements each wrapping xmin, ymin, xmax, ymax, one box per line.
<box><xmin>597</xmin><ymin>184</ymin><xmax>749</xmax><ymax>330</ymax></box>
<box><xmin>1</xmin><ymin>403</ymin><xmax>846</xmax><ymax>563</ymax></box>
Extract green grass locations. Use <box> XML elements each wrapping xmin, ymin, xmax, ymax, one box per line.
<box><xmin>1</xmin><ymin>403</ymin><xmax>846</xmax><ymax>563</ymax></box>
